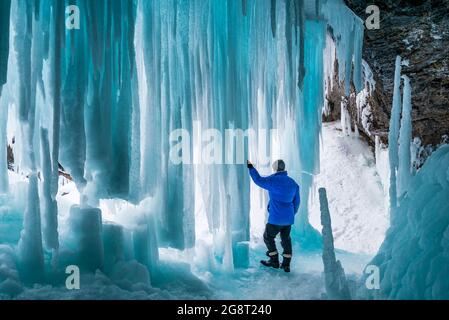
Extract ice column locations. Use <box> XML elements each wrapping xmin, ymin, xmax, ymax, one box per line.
<box><xmin>49</xmin><ymin>0</ymin><xmax>63</xmax><ymax>200</ymax></box>
<box><xmin>140</xmin><ymin>0</ymin><xmax>162</xmax><ymax>199</ymax></box>
<box><xmin>295</xmin><ymin>19</ymin><xmax>326</xmax><ymax>249</ymax></box>
<box><xmin>0</xmin><ymin>3</ymin><xmax>11</xmax><ymax>193</ymax></box>
<box><xmin>321</xmin><ymin>0</ymin><xmax>365</xmax><ymax>96</ymax></box>
<box><xmin>223</xmin><ymin>0</ymin><xmax>251</xmax><ymax>269</ymax></box>
<box><xmin>132</xmin><ymin>214</ymin><xmax>159</xmax><ymax>279</ymax></box>
<box><xmin>40</xmin><ymin>128</ymin><xmax>59</xmax><ymax>251</ymax></box>
<box><xmin>0</xmin><ymin>0</ymin><xmax>11</xmax><ymax>91</ymax></box>
<box><xmin>103</xmin><ymin>222</ymin><xmax>125</xmax><ymax>274</ymax></box>
<box><xmin>319</xmin><ymin>188</ymin><xmax>351</xmax><ymax>300</ymax></box>
<box><xmin>353</xmin><ymin>22</ymin><xmax>364</xmax><ymax>93</ymax></box>
<box><xmin>0</xmin><ymin>96</ymin><xmax>8</xmax><ymax>194</ymax></box>
<box><xmin>397</xmin><ymin>75</ymin><xmax>412</xmax><ymax>198</ymax></box>
<box><xmin>69</xmin><ymin>205</ymin><xmax>104</xmax><ymax>272</ymax></box>
<box><xmin>140</xmin><ymin>0</ymin><xmax>195</xmax><ymax>250</ymax></box>
<box><xmin>388</xmin><ymin>56</ymin><xmax>402</xmax><ymax>222</ymax></box>
<box><xmin>18</xmin><ymin>175</ymin><xmax>44</xmax><ymax>283</ymax></box>
<box><xmin>0</xmin><ymin>7</ymin><xmax>8</xmax><ymax>190</ymax></box>
<box><xmin>15</xmin><ymin>0</ymin><xmax>45</xmax><ymax>283</ymax></box>
<box><xmin>81</xmin><ymin>0</ymin><xmax>138</xmax><ymax>203</ymax></box>
<box><xmin>60</xmin><ymin>2</ymin><xmax>88</xmax><ymax>189</ymax></box>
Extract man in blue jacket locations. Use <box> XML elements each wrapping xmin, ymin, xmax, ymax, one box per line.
<box><xmin>247</xmin><ymin>159</ymin><xmax>300</xmax><ymax>272</ymax></box>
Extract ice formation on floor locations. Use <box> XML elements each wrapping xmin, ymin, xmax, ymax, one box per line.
<box><xmin>319</xmin><ymin>188</ymin><xmax>351</xmax><ymax>300</ymax></box>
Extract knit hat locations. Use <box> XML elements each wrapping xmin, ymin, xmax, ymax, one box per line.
<box><xmin>272</xmin><ymin>159</ymin><xmax>286</xmax><ymax>172</ymax></box>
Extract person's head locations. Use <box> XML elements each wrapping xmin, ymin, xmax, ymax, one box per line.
<box><xmin>272</xmin><ymin>159</ymin><xmax>286</xmax><ymax>172</ymax></box>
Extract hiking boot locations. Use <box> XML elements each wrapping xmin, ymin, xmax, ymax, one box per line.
<box><xmin>260</xmin><ymin>251</ymin><xmax>279</xmax><ymax>269</ymax></box>
<box><xmin>281</xmin><ymin>255</ymin><xmax>291</xmax><ymax>273</ymax></box>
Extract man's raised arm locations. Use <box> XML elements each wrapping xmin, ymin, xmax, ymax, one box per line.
<box><xmin>247</xmin><ymin>160</ymin><xmax>271</xmax><ymax>190</ymax></box>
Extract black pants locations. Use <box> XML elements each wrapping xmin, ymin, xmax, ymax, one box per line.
<box><xmin>263</xmin><ymin>223</ymin><xmax>292</xmax><ymax>256</ymax></box>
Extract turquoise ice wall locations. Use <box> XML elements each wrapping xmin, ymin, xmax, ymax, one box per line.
<box><xmin>0</xmin><ymin>0</ymin><xmax>364</xmax><ymax>283</ymax></box>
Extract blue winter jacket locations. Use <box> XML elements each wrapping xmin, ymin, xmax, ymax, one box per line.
<box><xmin>249</xmin><ymin>167</ymin><xmax>300</xmax><ymax>226</ymax></box>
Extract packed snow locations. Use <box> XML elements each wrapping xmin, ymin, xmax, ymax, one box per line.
<box><xmin>309</xmin><ymin>122</ymin><xmax>389</xmax><ymax>254</ymax></box>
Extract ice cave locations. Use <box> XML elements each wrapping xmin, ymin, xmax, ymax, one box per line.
<box><xmin>0</xmin><ymin>0</ymin><xmax>448</xmax><ymax>300</ymax></box>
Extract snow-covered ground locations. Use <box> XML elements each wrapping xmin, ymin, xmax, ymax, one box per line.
<box><xmin>6</xmin><ymin>242</ymin><xmax>370</xmax><ymax>300</ymax></box>
<box><xmin>309</xmin><ymin>122</ymin><xmax>389</xmax><ymax>254</ymax></box>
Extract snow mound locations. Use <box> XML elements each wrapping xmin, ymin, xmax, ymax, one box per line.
<box><xmin>361</xmin><ymin>144</ymin><xmax>449</xmax><ymax>300</ymax></box>
<box><xmin>309</xmin><ymin>122</ymin><xmax>389</xmax><ymax>254</ymax></box>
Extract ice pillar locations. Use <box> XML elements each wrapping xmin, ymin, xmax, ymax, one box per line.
<box><xmin>319</xmin><ymin>188</ymin><xmax>351</xmax><ymax>300</ymax></box>
<box><xmin>40</xmin><ymin>128</ymin><xmax>59</xmax><ymax>251</ymax></box>
<box><xmin>49</xmin><ymin>0</ymin><xmax>63</xmax><ymax>200</ymax></box>
<box><xmin>139</xmin><ymin>0</ymin><xmax>196</xmax><ymax>251</ymax></box>
<box><xmin>103</xmin><ymin>222</ymin><xmax>125</xmax><ymax>274</ymax></box>
<box><xmin>18</xmin><ymin>174</ymin><xmax>44</xmax><ymax>283</ymax></box>
<box><xmin>397</xmin><ymin>75</ymin><xmax>412</xmax><ymax>198</ymax></box>
<box><xmin>15</xmin><ymin>0</ymin><xmax>45</xmax><ymax>283</ymax></box>
<box><xmin>60</xmin><ymin>1</ymin><xmax>88</xmax><ymax>189</ymax></box>
<box><xmin>69</xmin><ymin>205</ymin><xmax>104</xmax><ymax>272</ymax></box>
<box><xmin>388</xmin><ymin>56</ymin><xmax>402</xmax><ymax>222</ymax></box>
<box><xmin>0</xmin><ymin>95</ymin><xmax>8</xmax><ymax>194</ymax></box>
<box><xmin>132</xmin><ymin>214</ymin><xmax>159</xmax><ymax>279</ymax></box>
<box><xmin>0</xmin><ymin>0</ymin><xmax>11</xmax><ymax>90</ymax></box>
<box><xmin>295</xmin><ymin>19</ymin><xmax>326</xmax><ymax>249</ymax></box>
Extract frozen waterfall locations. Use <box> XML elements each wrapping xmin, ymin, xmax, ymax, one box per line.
<box><xmin>0</xmin><ymin>0</ymin><xmax>368</xmax><ymax>296</ymax></box>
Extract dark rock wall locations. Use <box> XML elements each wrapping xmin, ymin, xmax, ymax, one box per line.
<box><xmin>329</xmin><ymin>0</ymin><xmax>449</xmax><ymax>148</ymax></box>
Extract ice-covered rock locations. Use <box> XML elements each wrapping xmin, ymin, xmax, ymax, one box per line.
<box><xmin>346</xmin><ymin>0</ymin><xmax>449</xmax><ymax>149</ymax></box>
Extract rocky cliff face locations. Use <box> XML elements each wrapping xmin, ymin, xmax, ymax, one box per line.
<box><xmin>327</xmin><ymin>0</ymin><xmax>449</xmax><ymax>150</ymax></box>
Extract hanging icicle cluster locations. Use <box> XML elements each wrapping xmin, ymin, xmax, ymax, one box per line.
<box><xmin>0</xmin><ymin>0</ymin><xmax>365</xmax><ymax>287</ymax></box>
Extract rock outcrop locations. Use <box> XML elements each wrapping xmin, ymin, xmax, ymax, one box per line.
<box><xmin>327</xmin><ymin>0</ymin><xmax>449</xmax><ymax>150</ymax></box>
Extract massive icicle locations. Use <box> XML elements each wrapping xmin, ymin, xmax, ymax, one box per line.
<box><xmin>18</xmin><ymin>174</ymin><xmax>44</xmax><ymax>284</ymax></box>
<box><xmin>40</xmin><ymin>128</ymin><xmax>58</xmax><ymax>251</ymax></box>
<box><xmin>322</xmin><ymin>0</ymin><xmax>365</xmax><ymax>96</ymax></box>
<box><xmin>0</xmin><ymin>101</ymin><xmax>7</xmax><ymax>194</ymax></box>
<box><xmin>49</xmin><ymin>0</ymin><xmax>63</xmax><ymax>200</ymax></box>
<box><xmin>0</xmin><ymin>0</ymin><xmax>11</xmax><ymax>92</ymax></box>
<box><xmin>397</xmin><ymin>75</ymin><xmax>412</xmax><ymax>198</ymax></box>
<box><xmin>295</xmin><ymin>19</ymin><xmax>326</xmax><ymax>248</ymax></box>
<box><xmin>60</xmin><ymin>0</ymin><xmax>88</xmax><ymax>189</ymax></box>
<box><xmin>388</xmin><ymin>56</ymin><xmax>402</xmax><ymax>221</ymax></box>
